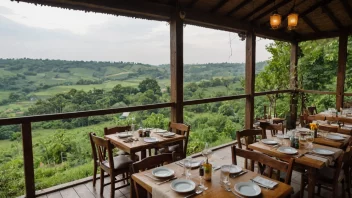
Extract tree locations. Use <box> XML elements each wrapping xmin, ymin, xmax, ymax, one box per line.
<box><xmin>138</xmin><ymin>78</ymin><xmax>161</xmax><ymax>96</ymax></box>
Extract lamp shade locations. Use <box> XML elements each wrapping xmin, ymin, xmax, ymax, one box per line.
<box><xmin>270</xmin><ymin>13</ymin><xmax>281</xmax><ymax>29</ymax></box>
<box><xmin>288</xmin><ymin>13</ymin><xmax>299</xmax><ymax>30</ymax></box>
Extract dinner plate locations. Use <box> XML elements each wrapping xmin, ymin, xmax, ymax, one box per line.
<box><xmin>296</xmin><ymin>127</ymin><xmax>311</xmax><ymax>132</ymax></box>
<box><xmin>180</xmin><ymin>160</ymin><xmax>203</xmax><ymax>168</ymax></box>
<box><xmin>234</xmin><ymin>182</ymin><xmax>261</xmax><ymax>197</ymax></box>
<box><xmin>162</xmin><ymin>132</ymin><xmax>176</xmax><ymax>137</ymax></box>
<box><xmin>154</xmin><ymin>129</ymin><xmax>168</xmax><ymax>133</ymax></box>
<box><xmin>143</xmin><ymin>137</ymin><xmax>158</xmax><ymax>143</ymax></box>
<box><xmin>312</xmin><ymin>148</ymin><xmax>334</xmax><ymax>156</ymax></box>
<box><xmin>152</xmin><ymin>167</ymin><xmax>175</xmax><ymax>178</ymax></box>
<box><xmin>326</xmin><ymin>134</ymin><xmax>345</xmax><ymax>141</ymax></box>
<box><xmin>276</xmin><ymin>134</ymin><xmax>290</xmax><ymax>139</ymax></box>
<box><xmin>117</xmin><ymin>132</ymin><xmax>132</xmax><ymax>138</ymax></box>
<box><xmin>170</xmin><ymin>179</ymin><xmax>196</xmax><ymax>193</ymax></box>
<box><xmin>261</xmin><ymin>139</ymin><xmax>278</xmax><ymax>145</ymax></box>
<box><xmin>277</xmin><ymin>146</ymin><xmax>298</xmax><ymax>154</ymax></box>
<box><xmin>230</xmin><ymin>165</ymin><xmax>242</xmax><ymax>174</ymax></box>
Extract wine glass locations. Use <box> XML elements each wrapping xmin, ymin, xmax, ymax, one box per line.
<box><xmin>202</xmin><ymin>143</ymin><xmax>212</xmax><ymax>161</ymax></box>
<box><xmin>184</xmin><ymin>157</ymin><xmax>192</xmax><ymax>179</ymax></box>
<box><xmin>306</xmin><ymin>131</ymin><xmax>314</xmax><ymax>152</ymax></box>
<box><xmin>221</xmin><ymin>165</ymin><xmax>231</xmax><ymax>191</ymax></box>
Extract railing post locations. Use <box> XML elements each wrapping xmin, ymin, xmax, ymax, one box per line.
<box><xmin>170</xmin><ymin>9</ymin><xmax>184</xmax><ymax>123</ymax></box>
<box><xmin>290</xmin><ymin>41</ymin><xmax>298</xmax><ymax>129</ymax></box>
<box><xmin>22</xmin><ymin>122</ymin><xmax>35</xmax><ymax>198</ymax></box>
<box><xmin>336</xmin><ymin>31</ymin><xmax>348</xmax><ymax>110</ymax></box>
<box><xmin>245</xmin><ymin>31</ymin><xmax>255</xmax><ymax>129</ymax></box>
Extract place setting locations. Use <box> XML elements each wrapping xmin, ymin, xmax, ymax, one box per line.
<box><xmin>144</xmin><ymin>167</ymin><xmax>178</xmax><ymax>185</ymax></box>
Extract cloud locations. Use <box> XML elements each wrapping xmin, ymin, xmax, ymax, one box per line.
<box><xmin>0</xmin><ymin>1</ymin><xmax>272</xmax><ymax>65</ymax></box>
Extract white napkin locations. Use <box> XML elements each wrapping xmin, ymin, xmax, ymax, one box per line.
<box><xmin>152</xmin><ymin>186</ymin><xmax>170</xmax><ymax>198</ymax></box>
<box><xmin>252</xmin><ymin>176</ymin><xmax>278</xmax><ymax>189</ymax></box>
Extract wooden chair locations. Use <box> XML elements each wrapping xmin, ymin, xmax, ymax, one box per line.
<box><xmin>266</xmin><ymin>123</ymin><xmax>285</xmax><ymax>137</ymax></box>
<box><xmin>90</xmin><ymin>133</ymin><xmax>133</xmax><ymax>198</ymax></box>
<box><xmin>104</xmin><ymin>125</ymin><xmax>131</xmax><ymax>155</ymax></box>
<box><xmin>318</xmin><ymin>125</ymin><xmax>338</xmax><ymax>133</ymax></box>
<box><xmin>231</xmin><ymin>145</ymin><xmax>294</xmax><ymax>185</ymax></box>
<box><xmin>307</xmin><ymin>106</ymin><xmax>318</xmax><ymax>115</ymax></box>
<box><xmin>343</xmin><ymin>146</ymin><xmax>352</xmax><ymax>198</ymax></box>
<box><xmin>300</xmin><ymin>149</ymin><xmax>349</xmax><ymax>198</ymax></box>
<box><xmin>89</xmin><ymin>132</ymin><xmax>100</xmax><ymax>187</ymax></box>
<box><xmin>159</xmin><ymin>122</ymin><xmax>190</xmax><ymax>160</ymax></box>
<box><xmin>236</xmin><ymin>129</ymin><xmax>265</xmax><ymax>170</ymax></box>
<box><xmin>132</xmin><ymin>153</ymin><xmax>175</xmax><ymax>198</ymax></box>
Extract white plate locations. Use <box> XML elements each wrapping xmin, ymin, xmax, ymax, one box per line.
<box><xmin>312</xmin><ymin>148</ymin><xmax>334</xmax><ymax>156</ymax></box>
<box><xmin>326</xmin><ymin>134</ymin><xmax>345</xmax><ymax>141</ymax></box>
<box><xmin>277</xmin><ymin>146</ymin><xmax>298</xmax><ymax>155</ymax></box>
<box><xmin>143</xmin><ymin>137</ymin><xmax>158</xmax><ymax>143</ymax></box>
<box><xmin>297</xmin><ymin>127</ymin><xmax>311</xmax><ymax>132</ymax></box>
<box><xmin>261</xmin><ymin>139</ymin><xmax>278</xmax><ymax>145</ymax></box>
<box><xmin>170</xmin><ymin>179</ymin><xmax>196</xmax><ymax>193</ymax></box>
<box><xmin>276</xmin><ymin>134</ymin><xmax>290</xmax><ymax>139</ymax></box>
<box><xmin>117</xmin><ymin>132</ymin><xmax>132</xmax><ymax>138</ymax></box>
<box><xmin>154</xmin><ymin>129</ymin><xmax>168</xmax><ymax>133</ymax></box>
<box><xmin>162</xmin><ymin>132</ymin><xmax>176</xmax><ymax>137</ymax></box>
<box><xmin>230</xmin><ymin>165</ymin><xmax>242</xmax><ymax>174</ymax></box>
<box><xmin>152</xmin><ymin>167</ymin><xmax>175</xmax><ymax>178</ymax></box>
<box><xmin>234</xmin><ymin>182</ymin><xmax>261</xmax><ymax>197</ymax></box>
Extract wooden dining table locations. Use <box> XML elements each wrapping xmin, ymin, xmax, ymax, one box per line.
<box><xmin>132</xmin><ymin>145</ymin><xmax>293</xmax><ymax>198</ymax></box>
<box><xmin>313</xmin><ymin>131</ymin><xmax>351</xmax><ymax>148</ymax></box>
<box><xmin>105</xmin><ymin>129</ymin><xmax>185</xmax><ymax>160</ymax></box>
<box><xmin>249</xmin><ymin>139</ymin><xmax>344</xmax><ymax>198</ymax></box>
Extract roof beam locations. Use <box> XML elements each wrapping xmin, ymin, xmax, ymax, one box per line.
<box><xmin>341</xmin><ymin>0</ymin><xmax>352</xmax><ymax>21</ymax></box>
<box><xmin>302</xmin><ymin>16</ymin><xmax>320</xmax><ymax>32</ymax></box>
<box><xmin>299</xmin><ymin>0</ymin><xmax>333</xmax><ymax>18</ymax></box>
<box><xmin>250</xmin><ymin>0</ymin><xmax>291</xmax><ymax>23</ymax></box>
<box><xmin>186</xmin><ymin>0</ymin><xmax>200</xmax><ymax>8</ymax></box>
<box><xmin>298</xmin><ymin>26</ymin><xmax>352</xmax><ymax>41</ymax></box>
<box><xmin>226</xmin><ymin>0</ymin><xmax>253</xmax><ymax>17</ymax></box>
<box><xmin>321</xmin><ymin>5</ymin><xmax>344</xmax><ymax>29</ymax></box>
<box><xmin>241</xmin><ymin>0</ymin><xmax>273</xmax><ymax>20</ymax></box>
<box><xmin>210</xmin><ymin>0</ymin><xmax>229</xmax><ymax>13</ymax></box>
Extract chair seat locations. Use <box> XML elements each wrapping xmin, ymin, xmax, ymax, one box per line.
<box><xmin>102</xmin><ymin>155</ymin><xmax>133</xmax><ymax>170</ymax></box>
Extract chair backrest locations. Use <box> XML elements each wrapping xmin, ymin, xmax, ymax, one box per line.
<box><xmin>236</xmin><ymin>129</ymin><xmax>263</xmax><ymax>150</ymax></box>
<box><xmin>333</xmin><ymin>149</ymin><xmax>347</xmax><ymax>184</ymax></box>
<box><xmin>231</xmin><ymin>145</ymin><xmax>294</xmax><ymax>184</ymax></box>
<box><xmin>89</xmin><ymin>132</ymin><xmax>98</xmax><ymax>163</ymax></box>
<box><xmin>104</xmin><ymin>125</ymin><xmax>131</xmax><ymax>136</ymax></box>
<box><xmin>132</xmin><ymin>153</ymin><xmax>175</xmax><ymax>173</ymax></box>
<box><xmin>90</xmin><ymin>133</ymin><xmax>114</xmax><ymax>170</ymax></box>
<box><xmin>318</xmin><ymin>125</ymin><xmax>338</xmax><ymax>132</ymax></box>
<box><xmin>266</xmin><ymin>123</ymin><xmax>284</xmax><ymax>137</ymax></box>
<box><xmin>307</xmin><ymin>106</ymin><xmax>318</xmax><ymax>115</ymax></box>
<box><xmin>168</xmin><ymin>122</ymin><xmax>190</xmax><ymax>159</ymax></box>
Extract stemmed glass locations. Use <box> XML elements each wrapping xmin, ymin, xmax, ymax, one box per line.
<box><xmin>184</xmin><ymin>157</ymin><xmax>192</xmax><ymax>179</ymax></box>
<box><xmin>202</xmin><ymin>143</ymin><xmax>212</xmax><ymax>162</ymax></box>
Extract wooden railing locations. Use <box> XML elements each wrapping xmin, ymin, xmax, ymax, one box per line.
<box><xmin>5</xmin><ymin>90</ymin><xmax>298</xmax><ymax>197</ymax></box>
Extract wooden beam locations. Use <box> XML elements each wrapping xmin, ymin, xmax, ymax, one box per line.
<box><xmin>186</xmin><ymin>0</ymin><xmax>200</xmax><ymax>8</ymax></box>
<box><xmin>245</xmin><ymin>31</ymin><xmax>256</xmax><ymax>129</ymax></box>
<box><xmin>341</xmin><ymin>0</ymin><xmax>352</xmax><ymax>21</ymax></box>
<box><xmin>210</xmin><ymin>0</ymin><xmax>229</xmax><ymax>13</ymax></box>
<box><xmin>300</xmin><ymin>0</ymin><xmax>333</xmax><ymax>18</ymax></box>
<box><xmin>241</xmin><ymin>0</ymin><xmax>273</xmax><ymax>20</ymax></box>
<box><xmin>183</xmin><ymin>95</ymin><xmax>248</xmax><ymax>106</ymax></box>
<box><xmin>336</xmin><ymin>32</ymin><xmax>348</xmax><ymax>110</ymax></box>
<box><xmin>250</xmin><ymin>0</ymin><xmax>292</xmax><ymax>23</ymax></box>
<box><xmin>296</xmin><ymin>89</ymin><xmax>336</xmax><ymax>95</ymax></box>
<box><xmin>321</xmin><ymin>5</ymin><xmax>344</xmax><ymax>29</ymax></box>
<box><xmin>254</xmin><ymin>89</ymin><xmax>293</xmax><ymax>96</ymax></box>
<box><xmin>298</xmin><ymin>26</ymin><xmax>352</xmax><ymax>41</ymax></box>
<box><xmin>226</xmin><ymin>0</ymin><xmax>253</xmax><ymax>17</ymax></box>
<box><xmin>290</xmin><ymin>41</ymin><xmax>298</xmax><ymax>129</ymax></box>
<box><xmin>302</xmin><ymin>16</ymin><xmax>320</xmax><ymax>32</ymax></box>
<box><xmin>22</xmin><ymin>122</ymin><xmax>35</xmax><ymax>198</ymax></box>
<box><xmin>170</xmin><ymin>10</ymin><xmax>184</xmax><ymax>123</ymax></box>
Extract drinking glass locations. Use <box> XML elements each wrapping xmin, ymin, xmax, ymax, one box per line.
<box><xmin>306</xmin><ymin>131</ymin><xmax>314</xmax><ymax>152</ymax></box>
<box><xmin>220</xmin><ymin>165</ymin><xmax>231</xmax><ymax>191</ymax></box>
<box><xmin>184</xmin><ymin>157</ymin><xmax>192</xmax><ymax>179</ymax></box>
<box><xmin>202</xmin><ymin>143</ymin><xmax>212</xmax><ymax>161</ymax></box>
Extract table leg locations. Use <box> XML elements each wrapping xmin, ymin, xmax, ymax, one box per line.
<box><xmin>307</xmin><ymin>167</ymin><xmax>317</xmax><ymax>198</ymax></box>
<box><xmin>141</xmin><ymin>150</ymin><xmax>146</xmax><ymax>160</ymax></box>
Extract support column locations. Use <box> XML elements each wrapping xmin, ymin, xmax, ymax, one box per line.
<box><xmin>22</xmin><ymin>122</ymin><xmax>35</xmax><ymax>198</ymax></box>
<box><xmin>290</xmin><ymin>41</ymin><xmax>298</xmax><ymax>129</ymax></box>
<box><xmin>245</xmin><ymin>31</ymin><xmax>255</xmax><ymax>129</ymax></box>
<box><xmin>170</xmin><ymin>10</ymin><xmax>184</xmax><ymax>123</ymax></box>
<box><xmin>336</xmin><ymin>32</ymin><xmax>348</xmax><ymax>110</ymax></box>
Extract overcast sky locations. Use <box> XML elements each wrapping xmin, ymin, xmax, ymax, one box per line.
<box><xmin>0</xmin><ymin>1</ymin><xmax>273</xmax><ymax>65</ymax></box>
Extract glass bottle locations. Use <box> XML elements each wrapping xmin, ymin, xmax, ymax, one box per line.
<box><xmin>203</xmin><ymin>158</ymin><xmax>212</xmax><ymax>181</ymax></box>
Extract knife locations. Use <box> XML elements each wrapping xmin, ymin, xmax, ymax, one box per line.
<box><xmin>156</xmin><ymin>177</ymin><xmax>177</xmax><ymax>185</ymax></box>
<box><xmin>230</xmin><ymin>171</ymin><xmax>247</xmax><ymax>178</ymax></box>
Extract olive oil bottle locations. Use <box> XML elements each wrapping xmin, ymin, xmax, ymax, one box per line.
<box><xmin>203</xmin><ymin>158</ymin><xmax>212</xmax><ymax>181</ymax></box>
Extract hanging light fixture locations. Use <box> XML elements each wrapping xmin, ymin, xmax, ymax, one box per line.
<box><xmin>287</xmin><ymin>0</ymin><xmax>299</xmax><ymax>30</ymax></box>
<box><xmin>270</xmin><ymin>0</ymin><xmax>281</xmax><ymax>29</ymax></box>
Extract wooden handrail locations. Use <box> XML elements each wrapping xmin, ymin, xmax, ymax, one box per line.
<box><xmin>183</xmin><ymin>94</ymin><xmax>248</xmax><ymax>106</ymax></box>
<box><xmin>0</xmin><ymin>103</ymin><xmax>173</xmax><ymax>126</ymax></box>
<box><xmin>254</xmin><ymin>89</ymin><xmax>293</xmax><ymax>96</ymax></box>
<box><xmin>296</xmin><ymin>89</ymin><xmax>336</xmax><ymax>95</ymax></box>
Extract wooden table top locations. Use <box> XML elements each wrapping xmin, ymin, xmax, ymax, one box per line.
<box><xmin>313</xmin><ymin>133</ymin><xmax>350</xmax><ymax>148</ymax></box>
<box><xmin>132</xmin><ymin>146</ymin><xmax>293</xmax><ymax>198</ymax></box>
<box><xmin>248</xmin><ymin>139</ymin><xmax>343</xmax><ymax>169</ymax></box>
<box><xmin>258</xmin><ymin>118</ymin><xmax>286</xmax><ymax>123</ymax></box>
<box><xmin>105</xmin><ymin>130</ymin><xmax>185</xmax><ymax>153</ymax></box>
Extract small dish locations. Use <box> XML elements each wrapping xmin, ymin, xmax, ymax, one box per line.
<box><xmin>312</xmin><ymin>148</ymin><xmax>334</xmax><ymax>155</ymax></box>
<box><xmin>261</xmin><ymin>139</ymin><xmax>278</xmax><ymax>145</ymax></box>
<box><xmin>143</xmin><ymin>137</ymin><xmax>158</xmax><ymax>143</ymax></box>
<box><xmin>162</xmin><ymin>132</ymin><xmax>176</xmax><ymax>137</ymax></box>
<box><xmin>234</xmin><ymin>182</ymin><xmax>261</xmax><ymax>197</ymax></box>
<box><xmin>152</xmin><ymin>167</ymin><xmax>175</xmax><ymax>178</ymax></box>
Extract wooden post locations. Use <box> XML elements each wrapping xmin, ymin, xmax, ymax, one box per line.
<box><xmin>170</xmin><ymin>10</ymin><xmax>184</xmax><ymax>123</ymax></box>
<box><xmin>290</xmin><ymin>41</ymin><xmax>298</xmax><ymax>129</ymax></box>
<box><xmin>245</xmin><ymin>31</ymin><xmax>255</xmax><ymax>129</ymax></box>
<box><xmin>336</xmin><ymin>32</ymin><xmax>348</xmax><ymax>110</ymax></box>
<box><xmin>22</xmin><ymin>122</ymin><xmax>35</xmax><ymax>198</ymax></box>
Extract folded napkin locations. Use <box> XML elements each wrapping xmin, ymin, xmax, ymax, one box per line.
<box><xmin>252</xmin><ymin>176</ymin><xmax>278</xmax><ymax>189</ymax></box>
<box><xmin>152</xmin><ymin>186</ymin><xmax>170</xmax><ymax>198</ymax></box>
<box><xmin>305</xmin><ymin>154</ymin><xmax>334</xmax><ymax>166</ymax></box>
